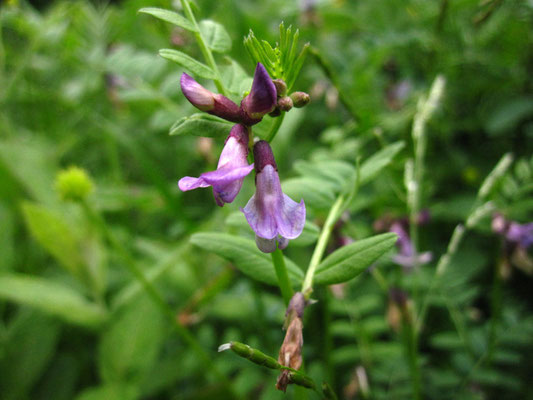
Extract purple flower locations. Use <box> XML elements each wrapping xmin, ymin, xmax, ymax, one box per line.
<box><xmin>178</xmin><ymin>124</ymin><xmax>253</xmax><ymax>206</ymax></box>
<box><xmin>389</xmin><ymin>222</ymin><xmax>432</xmax><ymax>270</ymax></box>
<box><xmin>505</xmin><ymin>222</ymin><xmax>533</xmax><ymax>249</ymax></box>
<box><xmin>241</xmin><ymin>141</ymin><xmax>305</xmax><ymax>253</ymax></box>
<box><xmin>180</xmin><ymin>73</ymin><xmax>241</xmax><ymax>122</ymax></box>
<box><xmin>240</xmin><ymin>63</ymin><xmax>277</xmax><ymax>125</ymax></box>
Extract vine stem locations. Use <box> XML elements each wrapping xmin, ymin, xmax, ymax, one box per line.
<box><xmin>80</xmin><ymin>201</ymin><xmax>239</xmax><ymax>398</ymax></box>
<box><xmin>271</xmin><ymin>249</ymin><xmax>293</xmax><ymax>306</ymax></box>
<box><xmin>180</xmin><ymin>0</ymin><xmax>228</xmax><ymax>96</ymax></box>
<box><xmin>301</xmin><ymin>195</ymin><xmax>345</xmax><ymax>298</ymax></box>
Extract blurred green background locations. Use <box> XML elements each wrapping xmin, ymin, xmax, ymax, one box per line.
<box><xmin>1</xmin><ymin>0</ymin><xmax>533</xmax><ymax>399</ymax></box>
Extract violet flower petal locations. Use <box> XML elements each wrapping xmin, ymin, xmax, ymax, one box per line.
<box><xmin>241</xmin><ymin>63</ymin><xmax>277</xmax><ymax>121</ymax></box>
<box><xmin>276</xmin><ymin>194</ymin><xmax>306</xmax><ymax>239</ymax></box>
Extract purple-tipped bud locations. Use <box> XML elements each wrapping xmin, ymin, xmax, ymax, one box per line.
<box><xmin>241</xmin><ymin>141</ymin><xmax>305</xmax><ymax>253</ymax></box>
<box><xmin>506</xmin><ymin>222</ymin><xmax>533</xmax><ymax>249</ymax></box>
<box><xmin>178</xmin><ymin>124</ymin><xmax>253</xmax><ymax>206</ymax></box>
<box><xmin>241</xmin><ymin>63</ymin><xmax>277</xmax><ymax>124</ymax></box>
<box><xmin>180</xmin><ymin>73</ymin><xmax>241</xmax><ymax>122</ymax></box>
<box><xmin>290</xmin><ymin>91</ymin><xmax>310</xmax><ymax>108</ymax></box>
<box><xmin>278</xmin><ymin>96</ymin><xmax>293</xmax><ymax>112</ymax></box>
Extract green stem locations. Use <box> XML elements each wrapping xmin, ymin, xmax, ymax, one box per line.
<box><xmin>402</xmin><ymin>312</ymin><xmax>422</xmax><ymax>400</ymax></box>
<box><xmin>301</xmin><ymin>195</ymin><xmax>345</xmax><ymax>297</ymax></box>
<box><xmin>180</xmin><ymin>0</ymin><xmax>228</xmax><ymax>96</ymax></box>
<box><xmin>80</xmin><ymin>201</ymin><xmax>238</xmax><ymax>397</ymax></box>
<box><xmin>264</xmin><ymin>113</ymin><xmax>285</xmax><ymax>143</ymax></box>
<box><xmin>271</xmin><ymin>249</ymin><xmax>293</xmax><ymax>306</ymax></box>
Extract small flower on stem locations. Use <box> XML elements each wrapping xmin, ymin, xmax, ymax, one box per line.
<box><xmin>241</xmin><ymin>140</ymin><xmax>306</xmax><ymax>253</ymax></box>
<box><xmin>178</xmin><ymin>124</ymin><xmax>253</xmax><ymax>206</ymax></box>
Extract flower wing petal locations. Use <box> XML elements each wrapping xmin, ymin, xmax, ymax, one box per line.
<box><xmin>178</xmin><ymin>176</ymin><xmax>211</xmax><ymax>191</ymax></box>
<box><xmin>241</xmin><ymin>195</ymin><xmax>278</xmax><ymax>240</ymax></box>
<box><xmin>275</xmin><ymin>195</ymin><xmax>306</xmax><ymax>239</ymax></box>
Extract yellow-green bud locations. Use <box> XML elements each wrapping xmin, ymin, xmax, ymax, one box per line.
<box><xmin>290</xmin><ymin>91</ymin><xmax>310</xmax><ymax>108</ymax></box>
<box><xmin>55</xmin><ymin>166</ymin><xmax>94</xmax><ymax>203</ymax></box>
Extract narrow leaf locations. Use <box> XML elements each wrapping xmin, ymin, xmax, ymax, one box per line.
<box><xmin>169</xmin><ymin>113</ymin><xmax>232</xmax><ymax>137</ymax></box>
<box><xmin>0</xmin><ymin>274</ymin><xmax>107</xmax><ymax>328</ymax></box>
<box><xmin>359</xmin><ymin>141</ymin><xmax>405</xmax><ymax>185</ymax></box>
<box><xmin>159</xmin><ymin>49</ymin><xmax>216</xmax><ymax>79</ymax></box>
<box><xmin>190</xmin><ymin>233</ymin><xmax>304</xmax><ymax>286</ymax></box>
<box><xmin>138</xmin><ymin>7</ymin><xmax>197</xmax><ymax>32</ymax></box>
<box><xmin>314</xmin><ymin>233</ymin><xmax>397</xmax><ymax>285</ymax></box>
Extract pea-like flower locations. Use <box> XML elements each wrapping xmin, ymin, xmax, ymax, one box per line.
<box><xmin>389</xmin><ymin>221</ymin><xmax>432</xmax><ymax>270</ymax></box>
<box><xmin>242</xmin><ymin>141</ymin><xmax>305</xmax><ymax>253</ymax></box>
<box><xmin>178</xmin><ymin>124</ymin><xmax>253</xmax><ymax>206</ymax></box>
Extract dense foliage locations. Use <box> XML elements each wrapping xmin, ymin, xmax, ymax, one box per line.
<box><xmin>1</xmin><ymin>0</ymin><xmax>532</xmax><ymax>399</ymax></box>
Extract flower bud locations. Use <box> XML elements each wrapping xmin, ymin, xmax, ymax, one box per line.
<box><xmin>55</xmin><ymin>166</ymin><xmax>94</xmax><ymax>203</ymax></box>
<box><xmin>180</xmin><ymin>73</ymin><xmax>241</xmax><ymax>122</ymax></box>
<box><xmin>273</xmin><ymin>79</ymin><xmax>287</xmax><ymax>96</ymax></box>
<box><xmin>241</xmin><ymin>63</ymin><xmax>277</xmax><ymax>123</ymax></box>
<box><xmin>290</xmin><ymin>91</ymin><xmax>310</xmax><ymax>108</ymax></box>
<box><xmin>278</xmin><ymin>96</ymin><xmax>293</xmax><ymax>112</ymax></box>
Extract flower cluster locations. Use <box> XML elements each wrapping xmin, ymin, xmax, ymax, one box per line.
<box><xmin>178</xmin><ymin>63</ymin><xmax>306</xmax><ymax>253</ymax></box>
<box><xmin>492</xmin><ymin>213</ymin><xmax>533</xmax><ymax>275</ymax></box>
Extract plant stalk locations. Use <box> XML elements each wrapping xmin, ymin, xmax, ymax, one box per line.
<box><xmin>271</xmin><ymin>249</ymin><xmax>293</xmax><ymax>306</ymax></box>
<box><xmin>180</xmin><ymin>0</ymin><xmax>228</xmax><ymax>96</ymax></box>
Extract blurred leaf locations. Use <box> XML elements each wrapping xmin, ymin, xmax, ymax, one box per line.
<box><xmin>359</xmin><ymin>141</ymin><xmax>405</xmax><ymax>185</ymax></box>
<box><xmin>0</xmin><ymin>274</ymin><xmax>107</xmax><ymax>328</ymax></box>
<box><xmin>169</xmin><ymin>113</ymin><xmax>232</xmax><ymax>137</ymax></box>
<box><xmin>199</xmin><ymin>20</ymin><xmax>232</xmax><ymax>53</ymax></box>
<box><xmin>190</xmin><ymin>233</ymin><xmax>304</xmax><ymax>286</ymax></box>
<box><xmin>138</xmin><ymin>7</ymin><xmax>196</xmax><ymax>32</ymax></box>
<box><xmin>0</xmin><ymin>310</ymin><xmax>60</xmax><ymax>400</ymax></box>
<box><xmin>282</xmin><ymin>177</ymin><xmax>336</xmax><ymax>210</ymax></box>
<box><xmin>0</xmin><ymin>203</ymin><xmax>15</xmax><ymax>271</ymax></box>
<box><xmin>220</xmin><ymin>58</ymin><xmax>252</xmax><ymax>97</ymax></box>
<box><xmin>159</xmin><ymin>49</ymin><xmax>216</xmax><ymax>79</ymax></box>
<box><xmin>21</xmin><ymin>202</ymin><xmax>84</xmax><ymax>277</ymax></box>
<box><xmin>99</xmin><ymin>294</ymin><xmax>166</xmax><ymax>384</ymax></box>
<box><xmin>75</xmin><ymin>383</ymin><xmax>139</xmax><ymax>400</ymax></box>
<box><xmin>485</xmin><ymin>97</ymin><xmax>533</xmax><ymax>136</ymax></box>
<box><xmin>0</xmin><ymin>139</ymin><xmax>56</xmax><ymax>204</ymax></box>
<box><xmin>314</xmin><ymin>233</ymin><xmax>397</xmax><ymax>285</ymax></box>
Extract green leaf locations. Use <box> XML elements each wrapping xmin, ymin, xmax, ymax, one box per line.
<box><xmin>169</xmin><ymin>113</ymin><xmax>232</xmax><ymax>137</ymax></box>
<box><xmin>314</xmin><ymin>233</ymin><xmax>397</xmax><ymax>285</ymax></box>
<box><xmin>359</xmin><ymin>141</ymin><xmax>405</xmax><ymax>185</ymax></box>
<box><xmin>159</xmin><ymin>49</ymin><xmax>216</xmax><ymax>79</ymax></box>
<box><xmin>75</xmin><ymin>384</ymin><xmax>139</xmax><ymax>400</ymax></box>
<box><xmin>99</xmin><ymin>295</ymin><xmax>166</xmax><ymax>384</ymax></box>
<box><xmin>21</xmin><ymin>202</ymin><xmax>84</xmax><ymax>277</ymax></box>
<box><xmin>0</xmin><ymin>274</ymin><xmax>107</xmax><ymax>328</ymax></box>
<box><xmin>190</xmin><ymin>233</ymin><xmax>304</xmax><ymax>286</ymax></box>
<box><xmin>282</xmin><ymin>177</ymin><xmax>336</xmax><ymax>210</ymax></box>
<box><xmin>0</xmin><ymin>310</ymin><xmax>60</xmax><ymax>400</ymax></box>
<box><xmin>485</xmin><ymin>97</ymin><xmax>533</xmax><ymax>136</ymax></box>
<box><xmin>199</xmin><ymin>20</ymin><xmax>231</xmax><ymax>53</ymax></box>
<box><xmin>138</xmin><ymin>7</ymin><xmax>197</xmax><ymax>32</ymax></box>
